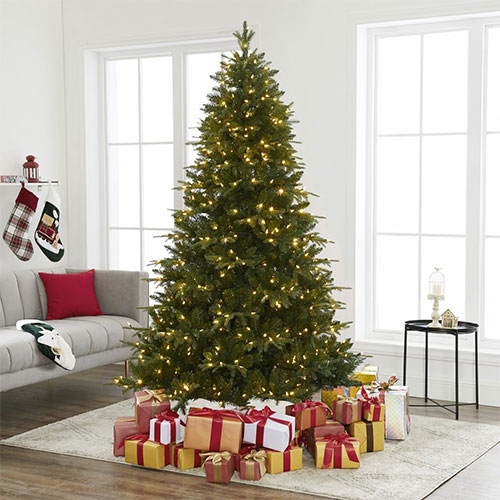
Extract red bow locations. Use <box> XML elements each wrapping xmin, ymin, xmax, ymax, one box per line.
<box><xmin>288</xmin><ymin>400</ymin><xmax>331</xmax><ymax>416</ymax></box>
<box><xmin>155</xmin><ymin>409</ymin><xmax>179</xmax><ymax>421</ymax></box>
<box><xmin>360</xmin><ymin>386</ymin><xmax>382</xmax><ymax>420</ymax></box>
<box><xmin>245</xmin><ymin>406</ymin><xmax>293</xmax><ymax>446</ymax></box>
<box><xmin>318</xmin><ymin>432</ymin><xmax>359</xmax><ymax>468</ymax></box>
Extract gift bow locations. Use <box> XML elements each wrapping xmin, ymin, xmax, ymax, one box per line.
<box><xmin>360</xmin><ymin>386</ymin><xmax>381</xmax><ymax>407</ymax></box>
<box><xmin>119</xmin><ymin>432</ymin><xmax>149</xmax><ymax>450</ymax></box>
<box><xmin>243</xmin><ymin>449</ymin><xmax>267</xmax><ymax>476</ymax></box>
<box><xmin>370</xmin><ymin>375</ymin><xmax>399</xmax><ymax>391</ymax></box>
<box><xmin>200</xmin><ymin>451</ymin><xmax>233</xmax><ymax>467</ymax></box>
<box><xmin>336</xmin><ymin>395</ymin><xmax>358</xmax><ymax>403</ymax></box>
<box><xmin>288</xmin><ymin>400</ymin><xmax>330</xmax><ymax>416</ymax></box>
<box><xmin>136</xmin><ymin>389</ymin><xmax>168</xmax><ymax>405</ymax></box>
<box><xmin>318</xmin><ymin>432</ymin><xmax>359</xmax><ymax>469</ymax></box>
<box><xmin>155</xmin><ymin>409</ymin><xmax>179</xmax><ymax>421</ymax></box>
<box><xmin>188</xmin><ymin>407</ymin><xmax>249</xmax><ymax>423</ymax></box>
<box><xmin>245</xmin><ymin>406</ymin><xmax>293</xmax><ymax>445</ymax></box>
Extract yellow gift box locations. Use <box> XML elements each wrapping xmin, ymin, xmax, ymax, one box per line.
<box><xmin>350</xmin><ymin>365</ymin><xmax>378</xmax><ymax>385</ymax></box>
<box><xmin>363</xmin><ymin>402</ymin><xmax>385</xmax><ymax>422</ymax></box>
<box><xmin>314</xmin><ymin>435</ymin><xmax>360</xmax><ymax>469</ymax></box>
<box><xmin>348</xmin><ymin>421</ymin><xmax>384</xmax><ymax>453</ymax></box>
<box><xmin>124</xmin><ymin>436</ymin><xmax>166</xmax><ymax>469</ymax></box>
<box><xmin>266</xmin><ymin>446</ymin><xmax>302</xmax><ymax>473</ymax></box>
<box><xmin>170</xmin><ymin>442</ymin><xmax>203</xmax><ymax>470</ymax></box>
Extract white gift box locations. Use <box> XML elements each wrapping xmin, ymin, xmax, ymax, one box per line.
<box><xmin>367</xmin><ymin>385</ymin><xmax>410</xmax><ymax>440</ymax></box>
<box><xmin>149</xmin><ymin>415</ymin><xmax>182</xmax><ymax>445</ymax></box>
<box><xmin>243</xmin><ymin>408</ymin><xmax>295</xmax><ymax>452</ymax></box>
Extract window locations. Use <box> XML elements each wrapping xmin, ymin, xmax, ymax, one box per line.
<box><xmin>358</xmin><ymin>14</ymin><xmax>500</xmax><ymax>342</ymax></box>
<box><xmin>102</xmin><ymin>42</ymin><xmax>235</xmax><ymax>273</ymax></box>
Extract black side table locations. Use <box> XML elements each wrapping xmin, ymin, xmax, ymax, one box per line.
<box><xmin>403</xmin><ymin>319</ymin><xmax>479</xmax><ymax>420</ymax></box>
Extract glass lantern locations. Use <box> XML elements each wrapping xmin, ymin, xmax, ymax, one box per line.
<box><xmin>428</xmin><ymin>267</ymin><xmax>445</xmax><ymax>299</ymax></box>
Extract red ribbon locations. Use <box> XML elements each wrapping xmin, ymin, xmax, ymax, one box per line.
<box><xmin>360</xmin><ymin>386</ymin><xmax>382</xmax><ymax>420</ymax></box>
<box><xmin>283</xmin><ymin>446</ymin><xmax>292</xmax><ymax>471</ymax></box>
<box><xmin>245</xmin><ymin>406</ymin><xmax>293</xmax><ymax>447</ymax></box>
<box><xmin>318</xmin><ymin>432</ymin><xmax>359</xmax><ymax>469</ymax></box>
<box><xmin>153</xmin><ymin>409</ymin><xmax>182</xmax><ymax>443</ymax></box>
<box><xmin>289</xmin><ymin>400</ymin><xmax>331</xmax><ymax>426</ymax></box>
<box><xmin>188</xmin><ymin>407</ymin><xmax>247</xmax><ymax>451</ymax></box>
<box><xmin>123</xmin><ymin>433</ymin><xmax>149</xmax><ymax>465</ymax></box>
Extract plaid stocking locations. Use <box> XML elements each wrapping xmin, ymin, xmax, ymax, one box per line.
<box><xmin>2</xmin><ymin>185</ymin><xmax>39</xmax><ymax>261</ymax></box>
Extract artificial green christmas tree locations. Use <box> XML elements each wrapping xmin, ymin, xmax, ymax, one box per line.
<box><xmin>116</xmin><ymin>22</ymin><xmax>364</xmax><ymax>408</ymax></box>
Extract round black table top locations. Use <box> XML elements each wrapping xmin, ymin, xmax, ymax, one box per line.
<box><xmin>405</xmin><ymin>319</ymin><xmax>479</xmax><ymax>334</ymax></box>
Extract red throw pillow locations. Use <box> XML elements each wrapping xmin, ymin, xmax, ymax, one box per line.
<box><xmin>39</xmin><ymin>270</ymin><xmax>103</xmax><ymax>320</ymax></box>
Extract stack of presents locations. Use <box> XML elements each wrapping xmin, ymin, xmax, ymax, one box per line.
<box><xmin>113</xmin><ymin>366</ymin><xmax>410</xmax><ymax>483</ymax></box>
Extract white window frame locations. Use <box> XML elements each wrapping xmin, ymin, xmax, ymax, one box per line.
<box><xmin>356</xmin><ymin>13</ymin><xmax>500</xmax><ymax>348</ymax></box>
<box><xmin>97</xmin><ymin>39</ymin><xmax>237</xmax><ymax>272</ymax></box>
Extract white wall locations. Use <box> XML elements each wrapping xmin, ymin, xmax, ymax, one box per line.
<box><xmin>2</xmin><ymin>0</ymin><xmax>497</xmax><ymax>404</ymax></box>
<box><xmin>0</xmin><ymin>0</ymin><xmax>68</xmax><ymax>273</ymax></box>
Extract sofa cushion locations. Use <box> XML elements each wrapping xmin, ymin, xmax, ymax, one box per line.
<box><xmin>0</xmin><ymin>315</ymin><xmax>138</xmax><ymax>374</ymax></box>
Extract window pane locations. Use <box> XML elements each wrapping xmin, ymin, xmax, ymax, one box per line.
<box><xmin>375</xmin><ymin>235</ymin><xmax>419</xmax><ymax>330</ymax></box>
<box><xmin>143</xmin><ymin>230</ymin><xmax>168</xmax><ymax>271</ymax></box>
<box><xmin>484</xmin><ymin>238</ymin><xmax>500</xmax><ymax>339</ymax></box>
<box><xmin>376</xmin><ymin>35</ymin><xmax>420</xmax><ymax>134</ymax></box>
<box><xmin>106</xmin><ymin>59</ymin><xmax>139</xmax><ymax>143</ymax></box>
<box><xmin>421</xmin><ymin>135</ymin><xmax>466</xmax><ymax>234</ymax></box>
<box><xmin>108</xmin><ymin>145</ymin><xmax>140</xmax><ymax>227</ymax></box>
<box><xmin>142</xmin><ymin>144</ymin><xmax>174</xmax><ymax>228</ymax></box>
<box><xmin>420</xmin><ymin>236</ymin><xmax>465</xmax><ymax>320</ymax></box>
<box><xmin>487</xmin><ymin>27</ymin><xmax>500</xmax><ymax>131</ymax></box>
<box><xmin>422</xmin><ymin>31</ymin><xmax>468</xmax><ymax>133</ymax></box>
<box><xmin>376</xmin><ymin>137</ymin><xmax>419</xmax><ymax>233</ymax></box>
<box><xmin>485</xmin><ymin>134</ymin><xmax>500</xmax><ymax>236</ymax></box>
<box><xmin>186</xmin><ymin>52</ymin><xmax>223</xmax><ymax>134</ymax></box>
<box><xmin>109</xmin><ymin>229</ymin><xmax>140</xmax><ymax>271</ymax></box>
<box><xmin>141</xmin><ymin>56</ymin><xmax>173</xmax><ymax>142</ymax></box>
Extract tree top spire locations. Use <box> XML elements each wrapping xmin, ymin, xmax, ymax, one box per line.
<box><xmin>234</xmin><ymin>21</ymin><xmax>254</xmax><ymax>55</ymax></box>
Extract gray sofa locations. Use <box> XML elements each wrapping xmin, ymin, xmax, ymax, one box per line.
<box><xmin>0</xmin><ymin>268</ymin><xmax>148</xmax><ymax>392</ymax></box>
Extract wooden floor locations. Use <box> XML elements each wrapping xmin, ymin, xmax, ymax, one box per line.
<box><xmin>1</xmin><ymin>364</ymin><xmax>499</xmax><ymax>499</ymax></box>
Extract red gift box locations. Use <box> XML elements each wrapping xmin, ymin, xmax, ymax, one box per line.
<box><xmin>239</xmin><ymin>449</ymin><xmax>267</xmax><ymax>480</ymax></box>
<box><xmin>201</xmin><ymin>452</ymin><xmax>234</xmax><ymax>483</ymax></box>
<box><xmin>113</xmin><ymin>416</ymin><xmax>138</xmax><ymax>457</ymax></box>
<box><xmin>134</xmin><ymin>389</ymin><xmax>171</xmax><ymax>434</ymax></box>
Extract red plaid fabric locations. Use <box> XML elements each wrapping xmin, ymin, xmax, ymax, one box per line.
<box><xmin>2</xmin><ymin>203</ymin><xmax>36</xmax><ymax>261</ymax></box>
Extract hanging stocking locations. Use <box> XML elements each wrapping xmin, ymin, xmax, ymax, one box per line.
<box><xmin>35</xmin><ymin>186</ymin><xmax>65</xmax><ymax>262</ymax></box>
<box><xmin>2</xmin><ymin>184</ymin><xmax>39</xmax><ymax>261</ymax></box>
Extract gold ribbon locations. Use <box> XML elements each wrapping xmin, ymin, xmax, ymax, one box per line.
<box><xmin>136</xmin><ymin>389</ymin><xmax>168</xmax><ymax>406</ymax></box>
<box><xmin>243</xmin><ymin>449</ymin><xmax>267</xmax><ymax>476</ymax></box>
<box><xmin>200</xmin><ymin>451</ymin><xmax>233</xmax><ymax>467</ymax></box>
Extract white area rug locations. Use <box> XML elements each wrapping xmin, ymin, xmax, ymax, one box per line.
<box><xmin>2</xmin><ymin>398</ymin><xmax>500</xmax><ymax>500</ymax></box>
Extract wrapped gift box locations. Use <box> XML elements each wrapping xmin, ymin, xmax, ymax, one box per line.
<box><xmin>124</xmin><ymin>434</ymin><xmax>169</xmax><ymax>469</ymax></box>
<box><xmin>239</xmin><ymin>449</ymin><xmax>267</xmax><ymax>480</ymax></box>
<box><xmin>348</xmin><ymin>421</ymin><xmax>384</xmax><ymax>453</ymax></box>
<box><xmin>285</xmin><ymin>401</ymin><xmax>328</xmax><ymax>430</ymax></box>
<box><xmin>314</xmin><ymin>433</ymin><xmax>360</xmax><ymax>469</ymax></box>
<box><xmin>201</xmin><ymin>452</ymin><xmax>234</xmax><ymax>484</ymax></box>
<box><xmin>149</xmin><ymin>409</ymin><xmax>182</xmax><ymax>445</ymax></box>
<box><xmin>184</xmin><ymin>408</ymin><xmax>243</xmax><ymax>454</ymax></box>
<box><xmin>332</xmin><ymin>397</ymin><xmax>362</xmax><ymax>425</ymax></box>
<box><xmin>170</xmin><ymin>442</ymin><xmax>203</xmax><ymax>470</ymax></box>
<box><xmin>134</xmin><ymin>389</ymin><xmax>171</xmax><ymax>434</ymax></box>
<box><xmin>306</xmin><ymin>419</ymin><xmax>344</xmax><ymax>439</ymax></box>
<box><xmin>266</xmin><ymin>445</ymin><xmax>302</xmax><ymax>474</ymax></box>
<box><xmin>236</xmin><ymin>445</ymin><xmax>258</xmax><ymax>471</ymax></box>
<box><xmin>243</xmin><ymin>406</ymin><xmax>295</xmax><ymax>452</ymax></box>
<box><xmin>357</xmin><ymin>387</ymin><xmax>385</xmax><ymax>422</ymax></box>
<box><xmin>113</xmin><ymin>416</ymin><xmax>138</xmax><ymax>457</ymax></box>
<box><xmin>378</xmin><ymin>386</ymin><xmax>410</xmax><ymax>440</ymax></box>
<box><xmin>350</xmin><ymin>365</ymin><xmax>379</xmax><ymax>385</ymax></box>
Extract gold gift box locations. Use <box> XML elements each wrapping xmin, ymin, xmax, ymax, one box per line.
<box><xmin>348</xmin><ymin>421</ymin><xmax>384</xmax><ymax>453</ymax></box>
<box><xmin>124</xmin><ymin>438</ymin><xmax>166</xmax><ymax>469</ymax></box>
<box><xmin>314</xmin><ymin>438</ymin><xmax>360</xmax><ymax>469</ymax></box>
<box><xmin>266</xmin><ymin>446</ymin><xmax>302</xmax><ymax>474</ymax></box>
<box><xmin>363</xmin><ymin>402</ymin><xmax>385</xmax><ymax>422</ymax></box>
<box><xmin>184</xmin><ymin>413</ymin><xmax>242</xmax><ymax>454</ymax></box>
<box><xmin>350</xmin><ymin>365</ymin><xmax>378</xmax><ymax>385</ymax></box>
<box><xmin>170</xmin><ymin>442</ymin><xmax>203</xmax><ymax>470</ymax></box>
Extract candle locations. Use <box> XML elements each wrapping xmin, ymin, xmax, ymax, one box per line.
<box><xmin>432</xmin><ymin>283</ymin><xmax>442</xmax><ymax>296</ymax></box>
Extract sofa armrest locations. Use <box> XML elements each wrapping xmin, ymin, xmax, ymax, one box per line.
<box><xmin>66</xmin><ymin>269</ymin><xmax>149</xmax><ymax>327</ymax></box>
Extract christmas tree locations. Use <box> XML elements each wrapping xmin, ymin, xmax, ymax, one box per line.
<box><xmin>115</xmin><ymin>22</ymin><xmax>364</xmax><ymax>408</ymax></box>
